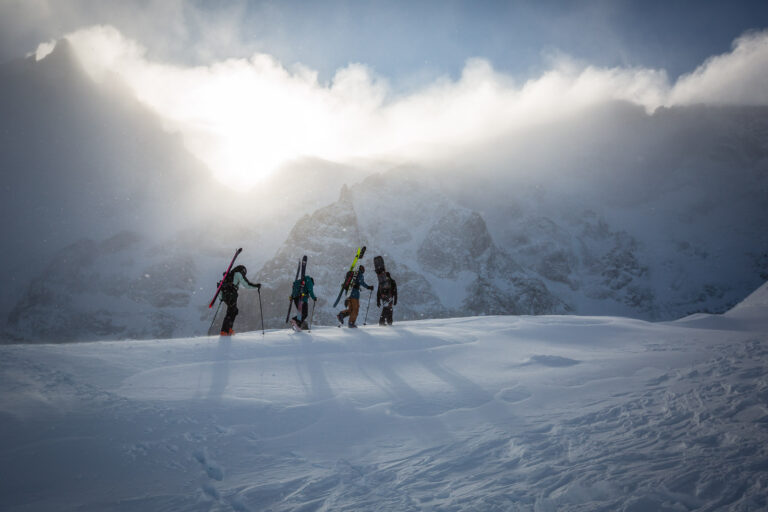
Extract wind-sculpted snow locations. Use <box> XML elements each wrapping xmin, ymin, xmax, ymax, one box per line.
<box><xmin>1</xmin><ymin>288</ymin><xmax>767</xmax><ymax>511</ymax></box>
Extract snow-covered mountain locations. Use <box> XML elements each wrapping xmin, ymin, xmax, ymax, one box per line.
<box><xmin>237</xmin><ymin>177</ymin><xmax>567</xmax><ymax>332</ymax></box>
<box><xmin>1</xmin><ymin>282</ymin><xmax>766</xmax><ymax>511</ymax></box>
<box><xmin>446</xmin><ymin>102</ymin><xmax>768</xmax><ymax>320</ymax></box>
<box><xmin>230</xmin><ymin>106</ymin><xmax>768</xmax><ymax>332</ymax></box>
<box><xmin>3</xmin><ymin>42</ymin><xmax>768</xmax><ymax>342</ymax></box>
<box><xmin>0</xmin><ymin>42</ymin><xmax>357</xmax><ymax>342</ymax></box>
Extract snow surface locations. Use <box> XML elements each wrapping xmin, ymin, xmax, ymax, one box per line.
<box><xmin>1</xmin><ymin>283</ymin><xmax>767</xmax><ymax>511</ymax></box>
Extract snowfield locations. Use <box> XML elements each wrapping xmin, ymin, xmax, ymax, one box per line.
<box><xmin>1</xmin><ymin>283</ymin><xmax>767</xmax><ymax>511</ymax></box>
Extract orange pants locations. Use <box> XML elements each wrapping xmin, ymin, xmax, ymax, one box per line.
<box><xmin>341</xmin><ymin>298</ymin><xmax>360</xmax><ymax>324</ymax></box>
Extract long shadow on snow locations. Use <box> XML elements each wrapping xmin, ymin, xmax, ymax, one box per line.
<box><xmin>207</xmin><ymin>336</ymin><xmax>232</xmax><ymax>401</ymax></box>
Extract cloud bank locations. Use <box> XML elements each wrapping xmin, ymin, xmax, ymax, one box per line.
<box><xmin>56</xmin><ymin>26</ymin><xmax>768</xmax><ymax>187</ymax></box>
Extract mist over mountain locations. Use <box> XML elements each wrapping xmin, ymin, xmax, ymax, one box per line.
<box><xmin>439</xmin><ymin>101</ymin><xmax>768</xmax><ymax>318</ymax></box>
<box><xmin>0</xmin><ymin>42</ymin><xmax>357</xmax><ymax>341</ymax></box>
<box><xmin>235</xmin><ymin>108</ymin><xmax>766</xmax><ymax>332</ymax></box>
<box><xmin>2</xmin><ymin>41</ymin><xmax>767</xmax><ymax>342</ymax></box>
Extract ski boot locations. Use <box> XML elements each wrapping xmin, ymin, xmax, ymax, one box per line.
<box><xmin>337</xmin><ymin>313</ymin><xmax>345</xmax><ymax>326</ymax></box>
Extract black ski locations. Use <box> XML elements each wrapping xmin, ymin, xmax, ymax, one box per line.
<box><xmin>333</xmin><ymin>246</ymin><xmax>366</xmax><ymax>307</ymax></box>
<box><xmin>290</xmin><ymin>255</ymin><xmax>309</xmax><ymax>331</ymax></box>
<box><xmin>285</xmin><ymin>258</ymin><xmax>302</xmax><ymax>323</ymax></box>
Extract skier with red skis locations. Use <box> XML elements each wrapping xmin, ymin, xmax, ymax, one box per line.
<box><xmin>218</xmin><ymin>265</ymin><xmax>261</xmax><ymax>336</ymax></box>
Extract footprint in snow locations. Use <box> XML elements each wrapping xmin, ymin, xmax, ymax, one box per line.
<box><xmin>498</xmin><ymin>386</ymin><xmax>532</xmax><ymax>403</ymax></box>
<box><xmin>194</xmin><ymin>450</ymin><xmax>224</xmax><ymax>481</ymax></box>
<box><xmin>525</xmin><ymin>355</ymin><xmax>580</xmax><ymax>367</ymax></box>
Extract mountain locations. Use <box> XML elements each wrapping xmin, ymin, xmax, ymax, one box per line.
<box><xmin>234</xmin><ymin>176</ymin><xmax>566</xmax><ymax>332</ymax></box>
<box><xmin>0</xmin><ymin>40</ymin><xmax>234</xmax><ymax>319</ymax></box>
<box><xmin>441</xmin><ymin>102</ymin><xmax>768</xmax><ymax>319</ymax></box>
<box><xmin>4</xmin><ymin>42</ymin><xmax>767</xmax><ymax>341</ymax></box>
<box><xmin>1</xmin><ymin>283</ymin><xmax>767</xmax><ymax>510</ymax></box>
<box><xmin>0</xmin><ymin>41</ymin><xmax>351</xmax><ymax>342</ymax></box>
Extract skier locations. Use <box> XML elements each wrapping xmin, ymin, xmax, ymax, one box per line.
<box><xmin>337</xmin><ymin>265</ymin><xmax>374</xmax><ymax>328</ymax></box>
<box><xmin>290</xmin><ymin>274</ymin><xmax>317</xmax><ymax>330</ymax></box>
<box><xmin>377</xmin><ymin>271</ymin><xmax>398</xmax><ymax>326</ymax></box>
<box><xmin>219</xmin><ymin>265</ymin><xmax>261</xmax><ymax>335</ymax></box>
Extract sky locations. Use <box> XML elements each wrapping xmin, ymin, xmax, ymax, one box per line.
<box><xmin>2</xmin><ymin>0</ymin><xmax>768</xmax><ymax>186</ymax></box>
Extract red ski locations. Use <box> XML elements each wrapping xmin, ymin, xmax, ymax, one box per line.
<box><xmin>208</xmin><ymin>248</ymin><xmax>243</xmax><ymax>308</ymax></box>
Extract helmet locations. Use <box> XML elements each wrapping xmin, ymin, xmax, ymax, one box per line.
<box><xmin>359</xmin><ymin>265</ymin><xmax>365</xmax><ymax>273</ymax></box>
<box><xmin>233</xmin><ymin>265</ymin><xmax>246</xmax><ymax>275</ymax></box>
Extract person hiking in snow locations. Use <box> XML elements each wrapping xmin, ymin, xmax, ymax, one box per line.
<box><xmin>337</xmin><ymin>265</ymin><xmax>374</xmax><ymax>328</ymax></box>
<box><xmin>290</xmin><ymin>275</ymin><xmax>317</xmax><ymax>329</ymax></box>
<box><xmin>377</xmin><ymin>271</ymin><xmax>398</xmax><ymax>326</ymax></box>
<box><xmin>219</xmin><ymin>265</ymin><xmax>261</xmax><ymax>336</ymax></box>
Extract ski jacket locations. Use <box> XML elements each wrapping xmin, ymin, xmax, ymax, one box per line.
<box><xmin>292</xmin><ymin>276</ymin><xmax>317</xmax><ymax>302</ymax></box>
<box><xmin>350</xmin><ymin>271</ymin><xmax>373</xmax><ymax>299</ymax></box>
<box><xmin>233</xmin><ymin>271</ymin><xmax>260</xmax><ymax>290</ymax></box>
<box><xmin>221</xmin><ymin>270</ymin><xmax>259</xmax><ymax>306</ymax></box>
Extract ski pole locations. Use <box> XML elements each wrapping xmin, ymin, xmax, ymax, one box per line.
<box><xmin>363</xmin><ymin>288</ymin><xmax>373</xmax><ymax>325</ymax></box>
<box><xmin>308</xmin><ymin>299</ymin><xmax>316</xmax><ymax>332</ymax></box>
<box><xmin>257</xmin><ymin>287</ymin><xmax>265</xmax><ymax>336</ymax></box>
<box><xmin>208</xmin><ymin>300</ymin><xmax>223</xmax><ymax>335</ymax></box>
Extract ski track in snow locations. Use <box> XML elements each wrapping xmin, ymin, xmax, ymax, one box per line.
<box><xmin>1</xmin><ymin>305</ymin><xmax>767</xmax><ymax>511</ymax></box>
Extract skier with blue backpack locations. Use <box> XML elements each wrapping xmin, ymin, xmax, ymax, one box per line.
<box><xmin>290</xmin><ymin>274</ymin><xmax>317</xmax><ymax>330</ymax></box>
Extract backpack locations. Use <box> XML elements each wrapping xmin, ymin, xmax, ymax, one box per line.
<box><xmin>380</xmin><ymin>276</ymin><xmax>392</xmax><ymax>296</ymax></box>
<box><xmin>342</xmin><ymin>269</ymin><xmax>357</xmax><ymax>291</ymax></box>
<box><xmin>220</xmin><ymin>270</ymin><xmax>238</xmax><ymax>305</ymax></box>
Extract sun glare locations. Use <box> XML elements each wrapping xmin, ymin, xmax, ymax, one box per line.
<box><xmin>58</xmin><ymin>26</ymin><xmax>768</xmax><ymax>190</ymax></box>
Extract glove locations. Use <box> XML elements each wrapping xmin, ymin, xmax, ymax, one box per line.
<box><xmin>256</xmin><ymin>283</ymin><xmax>261</xmax><ymax>289</ymax></box>
<box><xmin>369</xmin><ymin>285</ymin><xmax>374</xmax><ymax>290</ymax></box>
<box><xmin>313</xmin><ymin>297</ymin><xmax>317</xmax><ymax>302</ymax></box>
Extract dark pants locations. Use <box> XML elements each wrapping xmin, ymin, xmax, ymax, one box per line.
<box><xmin>379</xmin><ymin>306</ymin><xmax>393</xmax><ymax>325</ymax></box>
<box><xmin>221</xmin><ymin>303</ymin><xmax>239</xmax><ymax>333</ymax></box>
<box><xmin>379</xmin><ymin>294</ymin><xmax>394</xmax><ymax>325</ymax></box>
<box><xmin>293</xmin><ymin>299</ymin><xmax>308</xmax><ymax>323</ymax></box>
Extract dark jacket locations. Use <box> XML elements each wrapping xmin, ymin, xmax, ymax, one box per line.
<box><xmin>221</xmin><ymin>268</ymin><xmax>260</xmax><ymax>305</ymax></box>
<box><xmin>350</xmin><ymin>270</ymin><xmax>373</xmax><ymax>299</ymax></box>
<box><xmin>377</xmin><ymin>274</ymin><xmax>398</xmax><ymax>306</ymax></box>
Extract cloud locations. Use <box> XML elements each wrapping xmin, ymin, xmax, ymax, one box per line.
<box><xmin>52</xmin><ymin>26</ymin><xmax>768</xmax><ymax>188</ymax></box>
<box><xmin>670</xmin><ymin>30</ymin><xmax>768</xmax><ymax>106</ymax></box>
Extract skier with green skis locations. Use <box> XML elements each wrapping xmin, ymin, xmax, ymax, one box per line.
<box><xmin>337</xmin><ymin>265</ymin><xmax>374</xmax><ymax>328</ymax></box>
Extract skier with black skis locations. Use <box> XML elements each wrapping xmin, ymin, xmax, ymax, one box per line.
<box><xmin>218</xmin><ymin>265</ymin><xmax>261</xmax><ymax>336</ymax></box>
<box><xmin>337</xmin><ymin>265</ymin><xmax>374</xmax><ymax>328</ymax></box>
<box><xmin>290</xmin><ymin>274</ymin><xmax>316</xmax><ymax>330</ymax></box>
<box><xmin>377</xmin><ymin>271</ymin><xmax>398</xmax><ymax>326</ymax></box>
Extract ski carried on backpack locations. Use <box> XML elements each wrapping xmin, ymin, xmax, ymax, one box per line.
<box><xmin>286</xmin><ymin>255</ymin><xmax>308</xmax><ymax>324</ymax></box>
<box><xmin>285</xmin><ymin>258</ymin><xmax>302</xmax><ymax>323</ymax></box>
<box><xmin>290</xmin><ymin>255</ymin><xmax>309</xmax><ymax>331</ymax></box>
<box><xmin>333</xmin><ymin>246</ymin><xmax>366</xmax><ymax>307</ymax></box>
<box><xmin>208</xmin><ymin>248</ymin><xmax>243</xmax><ymax>308</ymax></box>
<box><xmin>374</xmin><ymin>255</ymin><xmax>393</xmax><ymax>303</ymax></box>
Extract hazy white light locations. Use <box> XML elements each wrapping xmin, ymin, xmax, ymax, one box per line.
<box><xmin>61</xmin><ymin>26</ymin><xmax>768</xmax><ymax>189</ymax></box>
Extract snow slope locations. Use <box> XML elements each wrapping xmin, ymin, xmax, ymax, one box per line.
<box><xmin>1</xmin><ymin>283</ymin><xmax>767</xmax><ymax>511</ymax></box>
